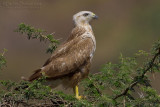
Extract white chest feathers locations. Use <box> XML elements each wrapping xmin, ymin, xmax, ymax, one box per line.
<box><xmin>81</xmin><ymin>31</ymin><xmax>96</xmax><ymax>60</ymax></box>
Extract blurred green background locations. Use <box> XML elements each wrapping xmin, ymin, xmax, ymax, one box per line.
<box><xmin>0</xmin><ymin>0</ymin><xmax>160</xmax><ymax>91</ymax></box>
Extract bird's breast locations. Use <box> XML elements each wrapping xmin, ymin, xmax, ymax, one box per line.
<box><xmin>81</xmin><ymin>31</ymin><xmax>96</xmax><ymax>61</ymax></box>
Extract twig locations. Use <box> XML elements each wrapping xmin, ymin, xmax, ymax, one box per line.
<box><xmin>123</xmin><ymin>97</ymin><xmax>126</xmax><ymax>107</ymax></box>
<box><xmin>88</xmin><ymin>77</ymin><xmax>102</xmax><ymax>95</ymax></box>
<box><xmin>113</xmin><ymin>50</ymin><xmax>160</xmax><ymax>100</ymax></box>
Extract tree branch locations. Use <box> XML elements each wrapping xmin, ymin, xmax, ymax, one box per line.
<box><xmin>88</xmin><ymin>77</ymin><xmax>102</xmax><ymax>95</ymax></box>
<box><xmin>113</xmin><ymin>49</ymin><xmax>160</xmax><ymax>100</ymax></box>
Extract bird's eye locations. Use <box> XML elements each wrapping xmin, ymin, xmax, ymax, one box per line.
<box><xmin>83</xmin><ymin>13</ymin><xmax>89</xmax><ymax>17</ymax></box>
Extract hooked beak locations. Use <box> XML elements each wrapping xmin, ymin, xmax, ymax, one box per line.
<box><xmin>93</xmin><ymin>15</ymin><xmax>98</xmax><ymax>19</ymax></box>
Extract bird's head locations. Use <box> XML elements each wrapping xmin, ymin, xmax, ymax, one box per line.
<box><xmin>73</xmin><ymin>11</ymin><xmax>98</xmax><ymax>26</ymax></box>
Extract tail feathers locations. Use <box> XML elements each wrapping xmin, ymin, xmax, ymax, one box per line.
<box><xmin>28</xmin><ymin>69</ymin><xmax>42</xmax><ymax>82</ymax></box>
<box><xmin>15</xmin><ymin>76</ymin><xmax>29</xmax><ymax>91</ymax></box>
<box><xmin>21</xmin><ymin>76</ymin><xmax>28</xmax><ymax>81</ymax></box>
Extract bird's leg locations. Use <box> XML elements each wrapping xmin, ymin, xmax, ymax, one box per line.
<box><xmin>73</xmin><ymin>85</ymin><xmax>82</xmax><ymax>100</ymax></box>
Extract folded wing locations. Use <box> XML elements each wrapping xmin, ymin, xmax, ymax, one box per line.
<box><xmin>43</xmin><ymin>36</ymin><xmax>94</xmax><ymax>78</ymax></box>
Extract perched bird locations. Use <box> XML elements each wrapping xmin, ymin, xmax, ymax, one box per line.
<box><xmin>22</xmin><ymin>11</ymin><xmax>98</xmax><ymax>99</ymax></box>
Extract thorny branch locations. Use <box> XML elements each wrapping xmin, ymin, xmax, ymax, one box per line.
<box><xmin>88</xmin><ymin>77</ymin><xmax>102</xmax><ymax>95</ymax></box>
<box><xmin>113</xmin><ymin>48</ymin><xmax>160</xmax><ymax>100</ymax></box>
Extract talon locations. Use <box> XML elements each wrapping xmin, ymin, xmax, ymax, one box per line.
<box><xmin>76</xmin><ymin>95</ymin><xmax>82</xmax><ymax>100</ymax></box>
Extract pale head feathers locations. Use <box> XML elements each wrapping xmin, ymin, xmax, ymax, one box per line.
<box><xmin>73</xmin><ymin>11</ymin><xmax>98</xmax><ymax>26</ymax></box>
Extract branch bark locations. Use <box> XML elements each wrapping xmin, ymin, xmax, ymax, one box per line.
<box><xmin>113</xmin><ymin>50</ymin><xmax>160</xmax><ymax>100</ymax></box>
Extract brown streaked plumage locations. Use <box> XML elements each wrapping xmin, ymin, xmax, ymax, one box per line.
<box><xmin>23</xmin><ymin>11</ymin><xmax>98</xmax><ymax>99</ymax></box>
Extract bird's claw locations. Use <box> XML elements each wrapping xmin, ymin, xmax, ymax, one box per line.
<box><xmin>76</xmin><ymin>95</ymin><xmax>83</xmax><ymax>100</ymax></box>
<box><xmin>76</xmin><ymin>95</ymin><xmax>86</xmax><ymax>100</ymax></box>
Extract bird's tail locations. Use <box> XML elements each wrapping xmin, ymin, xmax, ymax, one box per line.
<box><xmin>20</xmin><ymin>68</ymin><xmax>42</xmax><ymax>82</ymax></box>
<box><xmin>21</xmin><ymin>76</ymin><xmax>28</xmax><ymax>81</ymax></box>
<box><xmin>15</xmin><ymin>69</ymin><xmax>43</xmax><ymax>91</ymax></box>
<box><xmin>28</xmin><ymin>68</ymin><xmax>42</xmax><ymax>81</ymax></box>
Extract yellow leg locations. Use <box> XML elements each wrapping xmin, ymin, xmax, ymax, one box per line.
<box><xmin>73</xmin><ymin>85</ymin><xmax>82</xmax><ymax>100</ymax></box>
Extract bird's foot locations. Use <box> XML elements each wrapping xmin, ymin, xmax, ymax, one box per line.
<box><xmin>74</xmin><ymin>85</ymin><xmax>86</xmax><ymax>100</ymax></box>
<box><xmin>76</xmin><ymin>95</ymin><xmax>86</xmax><ymax>100</ymax></box>
<box><xmin>76</xmin><ymin>95</ymin><xmax>83</xmax><ymax>100</ymax></box>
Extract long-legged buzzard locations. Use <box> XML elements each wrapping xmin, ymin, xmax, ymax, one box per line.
<box><xmin>23</xmin><ymin>11</ymin><xmax>98</xmax><ymax>100</ymax></box>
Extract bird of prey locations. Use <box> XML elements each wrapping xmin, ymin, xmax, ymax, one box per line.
<box><xmin>23</xmin><ymin>11</ymin><xmax>98</xmax><ymax>99</ymax></box>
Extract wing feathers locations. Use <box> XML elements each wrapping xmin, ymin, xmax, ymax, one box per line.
<box><xmin>43</xmin><ymin>27</ymin><xmax>86</xmax><ymax>67</ymax></box>
<box><xmin>43</xmin><ymin>37</ymin><xmax>94</xmax><ymax>78</ymax></box>
<box><xmin>28</xmin><ymin>27</ymin><xmax>95</xmax><ymax>81</ymax></box>
<box><xmin>29</xmin><ymin>69</ymin><xmax>42</xmax><ymax>81</ymax></box>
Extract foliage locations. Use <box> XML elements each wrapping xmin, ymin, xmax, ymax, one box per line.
<box><xmin>0</xmin><ymin>49</ymin><xmax>7</xmax><ymax>71</ymax></box>
<box><xmin>15</xmin><ymin>23</ymin><xmax>59</xmax><ymax>53</ymax></box>
<box><xmin>0</xmin><ymin>24</ymin><xmax>160</xmax><ymax>106</ymax></box>
<box><xmin>80</xmin><ymin>40</ymin><xmax>160</xmax><ymax>106</ymax></box>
